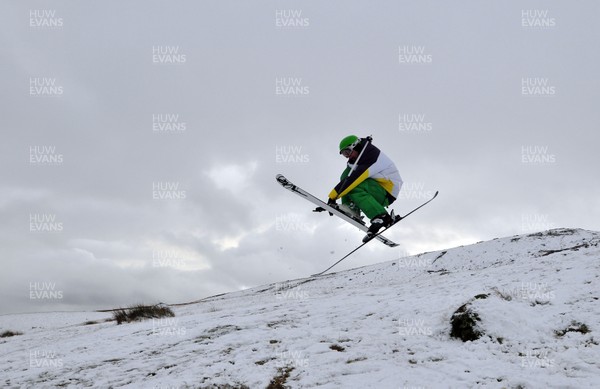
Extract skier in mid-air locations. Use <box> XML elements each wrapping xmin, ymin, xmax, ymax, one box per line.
<box><xmin>326</xmin><ymin>135</ymin><xmax>403</xmax><ymax>242</ymax></box>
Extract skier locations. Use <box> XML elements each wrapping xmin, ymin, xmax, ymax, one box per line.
<box><xmin>327</xmin><ymin>135</ymin><xmax>403</xmax><ymax>242</ymax></box>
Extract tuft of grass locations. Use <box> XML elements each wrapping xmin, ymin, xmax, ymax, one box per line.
<box><xmin>555</xmin><ymin>321</ymin><xmax>590</xmax><ymax>337</ymax></box>
<box><xmin>449</xmin><ymin>294</ymin><xmax>490</xmax><ymax>342</ymax></box>
<box><xmin>112</xmin><ymin>304</ymin><xmax>175</xmax><ymax>325</ymax></box>
<box><xmin>346</xmin><ymin>356</ymin><xmax>367</xmax><ymax>364</ymax></box>
<box><xmin>266</xmin><ymin>366</ymin><xmax>294</xmax><ymax>389</ymax></box>
<box><xmin>1</xmin><ymin>330</ymin><xmax>23</xmax><ymax>338</ymax></box>
<box><xmin>255</xmin><ymin>358</ymin><xmax>274</xmax><ymax>366</ymax></box>
<box><xmin>329</xmin><ymin>344</ymin><xmax>345</xmax><ymax>352</ymax></box>
<box><xmin>450</xmin><ymin>303</ymin><xmax>483</xmax><ymax>342</ymax></box>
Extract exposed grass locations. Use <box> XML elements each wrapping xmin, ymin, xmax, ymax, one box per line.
<box><xmin>0</xmin><ymin>330</ymin><xmax>23</xmax><ymax>338</ymax></box>
<box><xmin>555</xmin><ymin>321</ymin><xmax>590</xmax><ymax>337</ymax></box>
<box><xmin>266</xmin><ymin>366</ymin><xmax>294</xmax><ymax>389</ymax></box>
<box><xmin>346</xmin><ymin>356</ymin><xmax>367</xmax><ymax>364</ymax></box>
<box><xmin>194</xmin><ymin>325</ymin><xmax>242</xmax><ymax>344</ymax></box>
<box><xmin>254</xmin><ymin>358</ymin><xmax>274</xmax><ymax>366</ymax></box>
<box><xmin>113</xmin><ymin>304</ymin><xmax>175</xmax><ymax>325</ymax></box>
<box><xmin>450</xmin><ymin>304</ymin><xmax>483</xmax><ymax>342</ymax></box>
<box><xmin>329</xmin><ymin>344</ymin><xmax>345</xmax><ymax>352</ymax></box>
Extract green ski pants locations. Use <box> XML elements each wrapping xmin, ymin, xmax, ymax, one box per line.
<box><xmin>342</xmin><ymin>179</ymin><xmax>389</xmax><ymax>220</ymax></box>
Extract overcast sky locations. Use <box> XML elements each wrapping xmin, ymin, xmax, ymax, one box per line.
<box><xmin>1</xmin><ymin>1</ymin><xmax>599</xmax><ymax>315</ymax></box>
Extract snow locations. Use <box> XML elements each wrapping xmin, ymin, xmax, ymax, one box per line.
<box><xmin>1</xmin><ymin>228</ymin><xmax>599</xmax><ymax>388</ymax></box>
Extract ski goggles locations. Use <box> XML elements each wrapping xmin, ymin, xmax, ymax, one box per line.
<box><xmin>340</xmin><ymin>148</ymin><xmax>352</xmax><ymax>157</ymax></box>
<box><xmin>339</xmin><ymin>138</ymin><xmax>361</xmax><ymax>157</ymax></box>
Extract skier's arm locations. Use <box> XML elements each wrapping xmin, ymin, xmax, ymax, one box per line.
<box><xmin>328</xmin><ymin>144</ymin><xmax>380</xmax><ymax>200</ymax></box>
<box><xmin>328</xmin><ymin>165</ymin><xmax>370</xmax><ymax>200</ymax></box>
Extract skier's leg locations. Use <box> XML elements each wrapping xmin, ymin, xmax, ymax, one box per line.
<box><xmin>347</xmin><ymin>179</ymin><xmax>389</xmax><ymax>220</ymax></box>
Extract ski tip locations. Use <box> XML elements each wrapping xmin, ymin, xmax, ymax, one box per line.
<box><xmin>275</xmin><ymin>174</ymin><xmax>287</xmax><ymax>184</ymax></box>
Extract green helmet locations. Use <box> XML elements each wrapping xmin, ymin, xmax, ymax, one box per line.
<box><xmin>339</xmin><ymin>135</ymin><xmax>360</xmax><ymax>154</ymax></box>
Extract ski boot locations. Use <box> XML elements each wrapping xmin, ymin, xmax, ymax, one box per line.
<box><xmin>363</xmin><ymin>212</ymin><xmax>394</xmax><ymax>242</ymax></box>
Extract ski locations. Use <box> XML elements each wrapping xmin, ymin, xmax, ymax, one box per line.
<box><xmin>276</xmin><ymin>174</ymin><xmax>399</xmax><ymax>247</ymax></box>
<box><xmin>311</xmin><ymin>190</ymin><xmax>439</xmax><ymax>276</ymax></box>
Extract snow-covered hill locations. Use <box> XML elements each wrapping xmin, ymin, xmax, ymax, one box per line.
<box><xmin>1</xmin><ymin>228</ymin><xmax>599</xmax><ymax>388</ymax></box>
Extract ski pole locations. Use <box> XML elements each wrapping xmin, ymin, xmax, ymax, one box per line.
<box><xmin>337</xmin><ymin>136</ymin><xmax>371</xmax><ymax>195</ymax></box>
